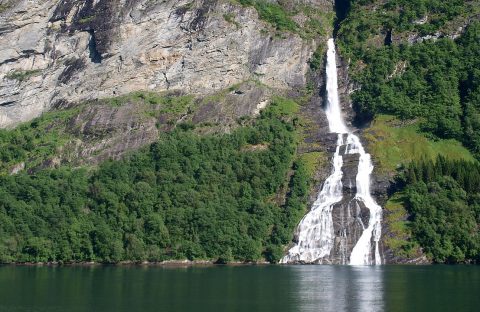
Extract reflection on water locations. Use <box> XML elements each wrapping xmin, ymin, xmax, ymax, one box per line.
<box><xmin>291</xmin><ymin>266</ymin><xmax>384</xmax><ymax>312</ymax></box>
<box><xmin>0</xmin><ymin>265</ymin><xmax>479</xmax><ymax>312</ymax></box>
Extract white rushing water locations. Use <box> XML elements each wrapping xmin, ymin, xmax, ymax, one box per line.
<box><xmin>281</xmin><ymin>38</ymin><xmax>382</xmax><ymax>265</ymax></box>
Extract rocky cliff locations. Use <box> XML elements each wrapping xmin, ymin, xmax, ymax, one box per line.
<box><xmin>0</xmin><ymin>0</ymin><xmax>332</xmax><ymax>128</ymax></box>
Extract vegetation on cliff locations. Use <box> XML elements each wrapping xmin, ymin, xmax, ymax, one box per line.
<box><xmin>400</xmin><ymin>157</ymin><xmax>480</xmax><ymax>263</ymax></box>
<box><xmin>340</xmin><ymin>10</ymin><xmax>480</xmax><ymax>159</ymax></box>
<box><xmin>337</xmin><ymin>0</ymin><xmax>478</xmax><ymax>59</ymax></box>
<box><xmin>0</xmin><ymin>97</ymin><xmax>310</xmax><ymax>263</ymax></box>
<box><xmin>338</xmin><ymin>0</ymin><xmax>480</xmax><ymax>263</ymax></box>
<box><xmin>3</xmin><ymin>0</ymin><xmax>479</xmax><ymax>265</ymax></box>
<box><xmin>234</xmin><ymin>0</ymin><xmax>334</xmax><ymax>39</ymax></box>
<box><xmin>0</xmin><ymin>107</ymin><xmax>81</xmax><ymax>174</ymax></box>
<box><xmin>364</xmin><ymin>115</ymin><xmax>475</xmax><ymax>175</ymax></box>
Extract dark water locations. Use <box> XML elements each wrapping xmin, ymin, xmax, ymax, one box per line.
<box><xmin>0</xmin><ymin>265</ymin><xmax>479</xmax><ymax>312</ymax></box>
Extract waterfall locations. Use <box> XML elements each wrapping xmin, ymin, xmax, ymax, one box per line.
<box><xmin>345</xmin><ymin>134</ymin><xmax>383</xmax><ymax>265</ymax></box>
<box><xmin>281</xmin><ymin>38</ymin><xmax>382</xmax><ymax>265</ymax></box>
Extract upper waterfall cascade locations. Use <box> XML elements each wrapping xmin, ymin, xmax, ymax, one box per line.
<box><xmin>281</xmin><ymin>39</ymin><xmax>382</xmax><ymax>265</ymax></box>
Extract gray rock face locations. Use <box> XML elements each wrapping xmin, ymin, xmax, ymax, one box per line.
<box><xmin>18</xmin><ymin>80</ymin><xmax>275</xmax><ymax>169</ymax></box>
<box><xmin>0</xmin><ymin>0</ymin><xmax>328</xmax><ymax>128</ymax></box>
<box><xmin>65</xmin><ymin>101</ymin><xmax>160</xmax><ymax>165</ymax></box>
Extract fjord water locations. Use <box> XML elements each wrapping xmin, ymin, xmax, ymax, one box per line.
<box><xmin>282</xmin><ymin>39</ymin><xmax>382</xmax><ymax>264</ymax></box>
<box><xmin>1</xmin><ymin>265</ymin><xmax>479</xmax><ymax>312</ymax></box>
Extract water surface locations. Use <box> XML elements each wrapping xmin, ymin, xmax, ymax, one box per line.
<box><xmin>0</xmin><ymin>265</ymin><xmax>478</xmax><ymax>311</ymax></box>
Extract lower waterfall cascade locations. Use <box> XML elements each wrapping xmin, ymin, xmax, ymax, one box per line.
<box><xmin>280</xmin><ymin>38</ymin><xmax>382</xmax><ymax>265</ymax></box>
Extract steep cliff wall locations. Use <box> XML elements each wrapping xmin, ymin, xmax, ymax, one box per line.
<box><xmin>0</xmin><ymin>0</ymin><xmax>332</xmax><ymax>128</ymax></box>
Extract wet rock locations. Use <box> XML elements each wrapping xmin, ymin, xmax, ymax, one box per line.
<box><xmin>329</xmin><ymin>198</ymin><xmax>370</xmax><ymax>264</ymax></box>
<box><xmin>336</xmin><ymin>53</ymin><xmax>356</xmax><ymax>127</ymax></box>
<box><xmin>341</xmin><ymin>153</ymin><xmax>358</xmax><ymax>194</ymax></box>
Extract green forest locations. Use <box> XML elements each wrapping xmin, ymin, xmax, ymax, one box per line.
<box><xmin>402</xmin><ymin>157</ymin><xmax>480</xmax><ymax>263</ymax></box>
<box><xmin>337</xmin><ymin>0</ymin><xmax>480</xmax><ymax>263</ymax></box>
<box><xmin>338</xmin><ymin>1</ymin><xmax>480</xmax><ymax>158</ymax></box>
<box><xmin>0</xmin><ymin>99</ymin><xmax>309</xmax><ymax>263</ymax></box>
<box><xmin>349</xmin><ymin>23</ymin><xmax>480</xmax><ymax>157</ymax></box>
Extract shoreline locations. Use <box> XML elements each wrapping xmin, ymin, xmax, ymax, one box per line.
<box><xmin>2</xmin><ymin>261</ymin><xmax>468</xmax><ymax>267</ymax></box>
<box><xmin>2</xmin><ymin>261</ymin><xmax>476</xmax><ymax>267</ymax></box>
<box><xmin>0</xmin><ymin>259</ymin><xmax>272</xmax><ymax>267</ymax></box>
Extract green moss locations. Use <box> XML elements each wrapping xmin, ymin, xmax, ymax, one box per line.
<box><xmin>78</xmin><ymin>16</ymin><xmax>95</xmax><ymax>24</ymax></box>
<box><xmin>365</xmin><ymin>115</ymin><xmax>475</xmax><ymax>174</ymax></box>
<box><xmin>0</xmin><ymin>2</ymin><xmax>11</xmax><ymax>13</ymax></box>
<box><xmin>298</xmin><ymin>151</ymin><xmax>327</xmax><ymax>180</ymax></box>
<box><xmin>5</xmin><ymin>70</ymin><xmax>42</xmax><ymax>82</ymax></box>
<box><xmin>223</xmin><ymin>13</ymin><xmax>240</xmax><ymax>28</ymax></box>
<box><xmin>383</xmin><ymin>193</ymin><xmax>422</xmax><ymax>259</ymax></box>
<box><xmin>268</xmin><ymin>96</ymin><xmax>299</xmax><ymax>116</ymax></box>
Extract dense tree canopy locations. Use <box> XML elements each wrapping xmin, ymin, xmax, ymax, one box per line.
<box><xmin>338</xmin><ymin>1</ymin><xmax>480</xmax><ymax>263</ymax></box>
<box><xmin>402</xmin><ymin>157</ymin><xmax>480</xmax><ymax>263</ymax></box>
<box><xmin>0</xmin><ymin>99</ymin><xmax>309</xmax><ymax>263</ymax></box>
<box><xmin>345</xmin><ymin>22</ymin><xmax>480</xmax><ymax>159</ymax></box>
<box><xmin>337</xmin><ymin>0</ymin><xmax>480</xmax><ymax>158</ymax></box>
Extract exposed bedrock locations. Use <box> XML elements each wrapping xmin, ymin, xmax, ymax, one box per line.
<box><xmin>0</xmin><ymin>0</ymin><xmax>332</xmax><ymax>127</ymax></box>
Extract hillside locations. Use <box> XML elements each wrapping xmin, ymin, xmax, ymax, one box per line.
<box><xmin>0</xmin><ymin>0</ymin><xmax>479</xmax><ymax>264</ymax></box>
<box><xmin>0</xmin><ymin>0</ymin><xmax>335</xmax><ymax>263</ymax></box>
<box><xmin>336</xmin><ymin>0</ymin><xmax>480</xmax><ymax>263</ymax></box>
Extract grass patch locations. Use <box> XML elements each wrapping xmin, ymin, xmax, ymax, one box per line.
<box><xmin>159</xmin><ymin>95</ymin><xmax>195</xmax><ymax>114</ymax></box>
<box><xmin>253</xmin><ymin>1</ymin><xmax>297</xmax><ymax>32</ymax></box>
<box><xmin>104</xmin><ymin>91</ymin><xmax>162</xmax><ymax>107</ymax></box>
<box><xmin>298</xmin><ymin>6</ymin><xmax>334</xmax><ymax>39</ymax></box>
<box><xmin>365</xmin><ymin>114</ymin><xmax>475</xmax><ymax>174</ymax></box>
<box><xmin>78</xmin><ymin>16</ymin><xmax>95</xmax><ymax>24</ymax></box>
<box><xmin>233</xmin><ymin>1</ymin><xmax>333</xmax><ymax>39</ymax></box>
<box><xmin>103</xmin><ymin>91</ymin><xmax>195</xmax><ymax>116</ymax></box>
<box><xmin>0</xmin><ymin>107</ymin><xmax>81</xmax><ymax>174</ymax></box>
<box><xmin>235</xmin><ymin>0</ymin><xmax>298</xmax><ymax>33</ymax></box>
<box><xmin>298</xmin><ymin>151</ymin><xmax>327</xmax><ymax>180</ymax></box>
<box><xmin>5</xmin><ymin>70</ymin><xmax>42</xmax><ymax>82</ymax></box>
<box><xmin>268</xmin><ymin>96</ymin><xmax>299</xmax><ymax>116</ymax></box>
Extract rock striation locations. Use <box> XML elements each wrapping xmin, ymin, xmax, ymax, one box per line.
<box><xmin>0</xmin><ymin>0</ymin><xmax>331</xmax><ymax>128</ymax></box>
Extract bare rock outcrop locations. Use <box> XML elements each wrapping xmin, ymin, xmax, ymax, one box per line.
<box><xmin>0</xmin><ymin>0</ymin><xmax>331</xmax><ymax>128</ymax></box>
